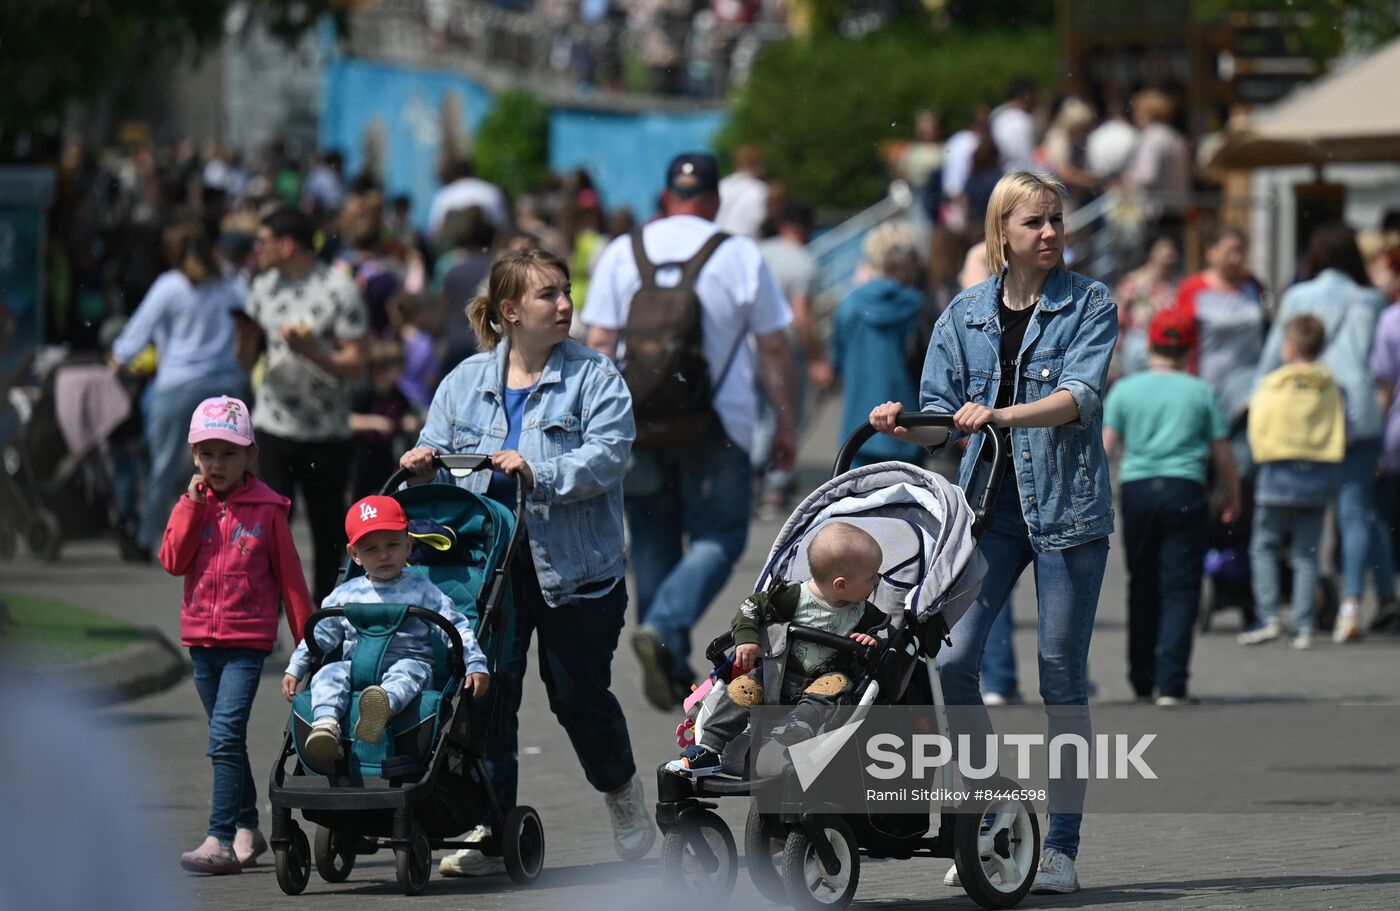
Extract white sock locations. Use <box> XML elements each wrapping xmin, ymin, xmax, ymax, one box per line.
<box><xmin>1339</xmin><ymin>600</ymin><xmax>1360</xmax><ymax>618</ymax></box>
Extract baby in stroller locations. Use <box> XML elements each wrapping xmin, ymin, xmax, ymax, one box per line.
<box><xmin>282</xmin><ymin>495</ymin><xmax>490</xmax><ymax>765</ymax></box>
<box><xmin>666</xmin><ymin>522</ymin><xmax>886</xmax><ymax>778</ymax></box>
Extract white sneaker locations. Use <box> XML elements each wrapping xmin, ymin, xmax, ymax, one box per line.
<box><xmin>1332</xmin><ymin>610</ymin><xmax>1362</xmax><ymax>644</ymax></box>
<box><xmin>1289</xmin><ymin>632</ymin><xmax>1314</xmax><ymax>650</ymax></box>
<box><xmin>439</xmin><ymin>826</ymin><xmax>505</xmax><ymax>877</ymax></box>
<box><xmin>1237</xmin><ymin>618</ymin><xmax>1281</xmax><ymax>645</ymax></box>
<box><xmin>305</xmin><ymin>718</ymin><xmax>344</xmax><ymax>765</ymax></box>
<box><xmin>943</xmin><ymin>864</ymin><xmax>960</xmax><ymax>887</ymax></box>
<box><xmin>604</xmin><ymin>774</ymin><xmax>656</xmax><ymax>861</ymax></box>
<box><xmin>1031</xmin><ymin>846</ymin><xmax>1080</xmax><ymax>894</ymax></box>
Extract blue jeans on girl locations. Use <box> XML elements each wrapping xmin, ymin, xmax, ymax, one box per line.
<box><xmin>189</xmin><ymin>646</ymin><xmax>266</xmax><ymax>845</ymax></box>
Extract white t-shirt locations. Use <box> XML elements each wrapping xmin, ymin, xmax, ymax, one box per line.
<box><xmin>582</xmin><ymin>215</ymin><xmax>792</xmax><ymax>451</ymax></box>
<box><xmin>1087</xmin><ymin>118</ymin><xmax>1139</xmax><ymax>179</ymax></box>
<box><xmin>715</xmin><ymin>172</ymin><xmax>770</xmax><ymax>238</ymax></box>
<box><xmin>941</xmin><ymin>129</ymin><xmax>981</xmax><ymax>197</ymax></box>
<box><xmin>990</xmin><ymin>104</ymin><xmax>1037</xmax><ymax>172</ymax></box>
<box><xmin>427</xmin><ymin>177</ymin><xmax>510</xmax><ymax>237</ymax></box>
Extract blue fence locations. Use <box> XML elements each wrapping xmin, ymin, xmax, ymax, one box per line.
<box><xmin>320</xmin><ymin>56</ymin><xmax>727</xmax><ymax>230</ymax></box>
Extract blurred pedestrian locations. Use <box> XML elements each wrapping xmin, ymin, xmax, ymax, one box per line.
<box><xmin>715</xmin><ymin>145</ymin><xmax>769</xmax><ymax>238</ymax></box>
<box><xmin>1241</xmin><ymin>315</ymin><xmax>1343</xmax><ymax>651</ymax></box>
<box><xmin>990</xmin><ymin>75</ymin><xmax>1038</xmax><ymax>172</ymax></box>
<box><xmin>1113</xmin><ymin>235</ymin><xmax>1181</xmax><ymax>380</ymax></box>
<box><xmin>1258</xmin><ymin>224</ymin><xmax>1396</xmax><ymax>642</ymax></box>
<box><xmin>428</xmin><ymin>157</ymin><xmax>510</xmax><ymax>238</ymax></box>
<box><xmin>1103</xmin><ymin>307</ymin><xmax>1238</xmax><ymax>699</ymax></box>
<box><xmin>831</xmin><ymin>221</ymin><xmax>926</xmax><ymax>468</ymax></box>
<box><xmin>246</xmin><ymin>207</ymin><xmax>368</xmax><ymax>604</ymax></box>
<box><xmin>435</xmin><ymin>206</ymin><xmax>498</xmax><ymax>371</ymax></box>
<box><xmin>111</xmin><ymin>221</ymin><xmax>249</xmax><ymax>558</ymax></box>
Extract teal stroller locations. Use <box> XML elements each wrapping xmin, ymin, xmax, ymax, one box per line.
<box><xmin>269</xmin><ymin>455</ymin><xmax>543</xmax><ymax>895</ymax></box>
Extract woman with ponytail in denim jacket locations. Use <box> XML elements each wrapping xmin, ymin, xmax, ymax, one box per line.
<box><xmin>871</xmin><ymin>171</ymin><xmax>1117</xmax><ymax>895</ymax></box>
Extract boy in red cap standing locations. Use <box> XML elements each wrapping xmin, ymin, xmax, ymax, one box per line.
<box><xmin>282</xmin><ymin>495</ymin><xmax>490</xmax><ymax>765</ymax></box>
<box><xmin>1102</xmin><ymin>307</ymin><xmax>1240</xmax><ymax>705</ymax></box>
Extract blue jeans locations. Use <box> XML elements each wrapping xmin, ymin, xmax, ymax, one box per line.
<box><xmin>626</xmin><ymin>432</ymin><xmax>752</xmax><ymax>680</ymax></box>
<box><xmin>1250</xmin><ymin>504</ymin><xmax>1325</xmax><ymax>634</ymax></box>
<box><xmin>937</xmin><ymin>481</ymin><xmax>1109</xmax><ymax>859</ymax></box>
<box><xmin>1337</xmin><ymin>441</ymin><xmax>1396</xmax><ymax>602</ymax></box>
<box><xmin>1121</xmin><ymin>478</ymin><xmax>1207</xmax><ymax>698</ymax></box>
<box><xmin>139</xmin><ymin>372</ymin><xmax>248</xmax><ymax>549</ymax></box>
<box><xmin>980</xmin><ymin>598</ymin><xmax>1018</xmax><ymax>698</ymax></box>
<box><xmin>484</xmin><ymin>546</ymin><xmax>635</xmax><ymax>819</ymax></box>
<box><xmin>189</xmin><ymin>646</ymin><xmax>266</xmax><ymax>845</ymax></box>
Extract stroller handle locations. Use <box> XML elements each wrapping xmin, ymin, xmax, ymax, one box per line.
<box><xmin>301</xmin><ymin>606</ymin><xmax>468</xmax><ymax>679</ymax></box>
<box><xmin>787</xmin><ymin>623</ymin><xmax>880</xmax><ymax>663</ymax></box>
<box><xmin>833</xmin><ymin>412</ymin><xmax>1005</xmax><ymax>539</ymax></box>
<box><xmin>380</xmin><ymin>453</ymin><xmax>496</xmax><ymax>495</ymax></box>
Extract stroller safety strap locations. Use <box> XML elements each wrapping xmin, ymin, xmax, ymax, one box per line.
<box><xmin>343</xmin><ymin>603</ymin><xmax>411</xmax><ymax>691</ymax></box>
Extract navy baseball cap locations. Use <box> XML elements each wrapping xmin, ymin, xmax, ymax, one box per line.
<box><xmin>666</xmin><ymin>153</ymin><xmax>720</xmax><ymax>198</ymax></box>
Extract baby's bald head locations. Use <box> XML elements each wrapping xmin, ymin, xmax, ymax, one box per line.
<box><xmin>808</xmin><ymin>522</ymin><xmax>883</xmax><ymax>587</ymax></box>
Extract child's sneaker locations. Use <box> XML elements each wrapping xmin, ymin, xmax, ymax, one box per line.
<box><xmin>1237</xmin><ymin>618</ymin><xmax>1281</xmax><ymax>645</ymax></box>
<box><xmin>664</xmin><ymin>744</ymin><xmax>723</xmax><ymax>778</ymax></box>
<box><xmin>233</xmin><ymin>827</ymin><xmax>268</xmax><ymax>868</ymax></box>
<box><xmin>1031</xmin><ymin>846</ymin><xmax>1080</xmax><ymax>894</ymax></box>
<box><xmin>305</xmin><ymin>718</ymin><xmax>345</xmax><ymax>765</ymax></box>
<box><xmin>1289</xmin><ymin>631</ymin><xmax>1314</xmax><ymax>650</ymax></box>
<box><xmin>180</xmin><ymin>836</ymin><xmax>242</xmax><ymax>875</ymax></box>
<box><xmin>355</xmin><ymin>685</ymin><xmax>392</xmax><ymax>744</ymax></box>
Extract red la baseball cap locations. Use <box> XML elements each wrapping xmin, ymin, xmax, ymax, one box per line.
<box><xmin>1148</xmin><ymin>307</ymin><xmax>1197</xmax><ymax>351</ymax></box>
<box><xmin>345</xmin><ymin>496</ymin><xmax>408</xmax><ymax>547</ymax></box>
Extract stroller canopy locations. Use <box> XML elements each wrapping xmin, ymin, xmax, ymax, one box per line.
<box><xmin>756</xmin><ymin>462</ymin><xmax>986</xmax><ymax>631</ymax></box>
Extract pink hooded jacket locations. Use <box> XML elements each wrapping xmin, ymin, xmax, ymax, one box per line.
<box><xmin>160</xmin><ymin>474</ymin><xmax>313</xmax><ymax>652</ymax></box>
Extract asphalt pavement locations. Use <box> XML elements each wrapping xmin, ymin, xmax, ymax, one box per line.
<box><xmin>2</xmin><ymin>394</ymin><xmax>1398</xmax><ymax>910</ymax></box>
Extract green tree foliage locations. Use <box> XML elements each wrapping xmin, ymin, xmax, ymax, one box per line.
<box><xmin>0</xmin><ymin>1</ymin><xmax>346</xmax><ymax>150</ymax></box>
<box><xmin>473</xmin><ymin>90</ymin><xmax>551</xmax><ymax>203</ymax></box>
<box><xmin>718</xmin><ymin>26</ymin><xmax>1057</xmax><ymax>210</ymax></box>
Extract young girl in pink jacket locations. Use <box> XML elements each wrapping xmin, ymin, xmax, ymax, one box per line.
<box><xmin>160</xmin><ymin>396</ymin><xmax>313</xmax><ymax>875</ymax></box>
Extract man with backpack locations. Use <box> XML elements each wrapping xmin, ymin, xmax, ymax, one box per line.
<box><xmin>585</xmin><ymin>152</ymin><xmax>798</xmax><ymax>710</ymax></box>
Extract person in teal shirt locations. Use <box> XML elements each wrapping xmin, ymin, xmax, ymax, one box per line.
<box><xmin>1103</xmin><ymin>307</ymin><xmax>1240</xmax><ymax>704</ymax></box>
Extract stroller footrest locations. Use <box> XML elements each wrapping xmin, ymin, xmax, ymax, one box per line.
<box><xmin>380</xmin><ymin>755</ymin><xmax>428</xmax><ymax>781</ymax></box>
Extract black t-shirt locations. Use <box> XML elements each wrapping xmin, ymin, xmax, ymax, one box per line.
<box><xmin>982</xmin><ymin>300</ymin><xmax>1036</xmax><ymax>465</ymax></box>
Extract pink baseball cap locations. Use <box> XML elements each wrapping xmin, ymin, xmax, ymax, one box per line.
<box><xmin>189</xmin><ymin>396</ymin><xmax>256</xmax><ymax>446</ymax></box>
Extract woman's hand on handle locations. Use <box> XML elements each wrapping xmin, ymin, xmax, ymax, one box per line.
<box><xmin>491</xmin><ymin>450</ymin><xmax>534</xmax><ymax>489</ymax></box>
<box><xmin>952</xmin><ymin>402</ymin><xmax>1007</xmax><ymax>433</ymax></box>
<box><xmin>399</xmin><ymin>446</ymin><xmax>439</xmax><ymax>485</ymax></box>
<box><xmin>868</xmin><ymin>401</ymin><xmax>952</xmax><ymax>447</ymax></box>
<box><xmin>869</xmin><ymin>401</ymin><xmax>907</xmax><ymax>436</ymax></box>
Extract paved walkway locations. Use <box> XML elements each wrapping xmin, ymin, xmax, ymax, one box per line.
<box><xmin>2</xmin><ymin>394</ymin><xmax>1397</xmax><ymax>909</ymax></box>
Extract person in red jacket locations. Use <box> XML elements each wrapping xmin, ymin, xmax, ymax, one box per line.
<box><xmin>160</xmin><ymin>395</ymin><xmax>312</xmax><ymax>876</ymax></box>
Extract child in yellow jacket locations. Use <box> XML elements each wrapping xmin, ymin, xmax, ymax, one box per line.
<box><xmin>1241</xmin><ymin>315</ymin><xmax>1344</xmax><ymax>649</ymax></box>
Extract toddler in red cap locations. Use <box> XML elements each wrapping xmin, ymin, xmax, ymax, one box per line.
<box><xmin>161</xmin><ymin>395</ymin><xmax>314</xmax><ymax>875</ymax></box>
<box><xmin>1101</xmin><ymin>307</ymin><xmax>1241</xmax><ymax>704</ymax></box>
<box><xmin>281</xmin><ymin>495</ymin><xmax>490</xmax><ymax>766</ymax></box>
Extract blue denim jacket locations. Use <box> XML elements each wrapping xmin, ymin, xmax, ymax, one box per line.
<box><xmin>920</xmin><ymin>268</ymin><xmax>1117</xmax><ymax>552</ymax></box>
<box><xmin>417</xmin><ymin>339</ymin><xmax>635</xmax><ymax>606</ymax></box>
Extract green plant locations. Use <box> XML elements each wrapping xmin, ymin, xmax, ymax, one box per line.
<box><xmin>718</xmin><ymin>26</ymin><xmax>1057</xmax><ymax>211</ymax></box>
<box><xmin>474</xmin><ymin>89</ymin><xmax>551</xmax><ymax>202</ymax></box>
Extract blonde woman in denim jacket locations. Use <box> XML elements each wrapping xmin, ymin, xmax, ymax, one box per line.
<box><xmin>400</xmin><ymin>248</ymin><xmax>655</xmax><ymax>871</ymax></box>
<box><xmin>871</xmin><ymin>171</ymin><xmax>1118</xmax><ymax>895</ymax></box>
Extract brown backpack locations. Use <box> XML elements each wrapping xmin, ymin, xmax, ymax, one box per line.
<box><xmin>621</xmin><ymin>228</ymin><xmax>735</xmax><ymax>448</ymax></box>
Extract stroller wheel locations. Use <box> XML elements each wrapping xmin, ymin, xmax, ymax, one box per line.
<box><xmin>781</xmin><ymin>815</ymin><xmax>859</xmax><ymax>909</ymax></box>
<box><xmin>26</xmin><ymin>510</ymin><xmax>60</xmax><ymax>561</ymax></box>
<box><xmin>660</xmin><ymin>808</ymin><xmax>737</xmax><ymax>900</ymax></box>
<box><xmin>952</xmin><ymin>784</ymin><xmax>1040</xmax><ymax>909</ymax></box>
<box><xmin>314</xmin><ymin>826</ymin><xmax>358</xmax><ymax>883</ymax></box>
<box><xmin>275</xmin><ymin>824</ymin><xmax>312</xmax><ymax>895</ymax></box>
<box><xmin>395</xmin><ymin>829</ymin><xmax>432</xmax><ymax>896</ymax></box>
<box><xmin>502</xmin><ymin>805</ymin><xmax>545</xmax><ymax>885</ymax></box>
<box><xmin>744</xmin><ymin>801</ymin><xmax>786</xmax><ymax>904</ymax></box>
